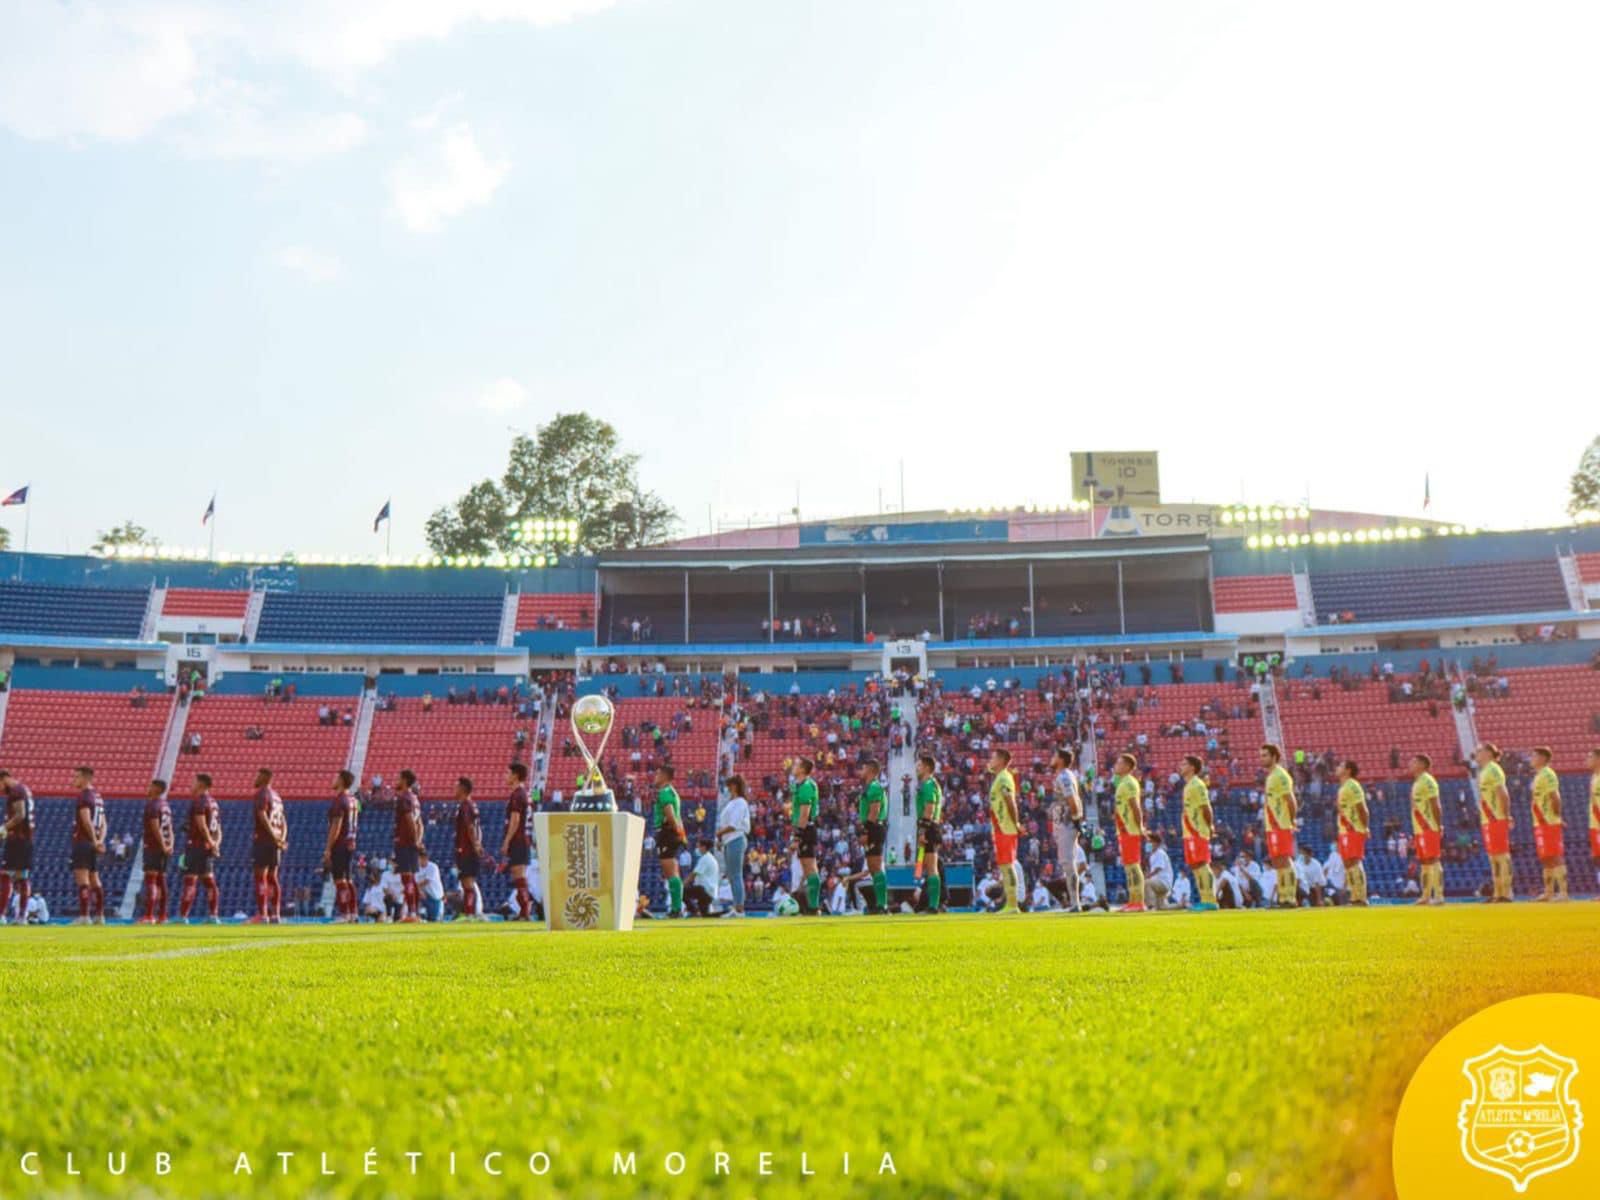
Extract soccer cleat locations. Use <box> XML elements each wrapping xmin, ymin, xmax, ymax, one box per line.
<box><xmin>93</xmin><ymin>915</ymin><xmax>105</xmax><ymax>925</ymax></box>
<box><xmin>245</xmin><ymin>914</ymin><xmax>268</xmax><ymax>924</ymax></box>
<box><xmin>71</xmin><ymin>916</ymin><xmax>91</xmax><ymax>926</ymax></box>
<box><xmin>398</xmin><ymin>915</ymin><xmax>420</xmax><ymax>924</ymax></box>
<box><xmin>1119</xmin><ymin>903</ymin><xmax>1146</xmax><ymax>913</ymax></box>
<box><xmin>206</xmin><ymin>915</ymin><xmax>221</xmax><ymax>924</ymax></box>
<box><xmin>1191</xmin><ymin>901</ymin><xmax>1218</xmax><ymax>912</ymax></box>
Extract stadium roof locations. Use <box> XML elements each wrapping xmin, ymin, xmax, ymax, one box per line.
<box><xmin>597</xmin><ymin>533</ymin><xmax>1211</xmax><ymax>571</ymax></box>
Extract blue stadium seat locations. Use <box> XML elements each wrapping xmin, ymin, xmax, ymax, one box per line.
<box><xmin>254</xmin><ymin>591</ymin><xmax>502</xmax><ymax>645</ymax></box>
<box><xmin>0</xmin><ymin>582</ymin><xmax>147</xmax><ymax>638</ymax></box>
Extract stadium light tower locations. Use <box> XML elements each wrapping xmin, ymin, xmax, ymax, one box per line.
<box><xmin>510</xmin><ymin>515</ymin><xmax>581</xmax><ymax>568</ymax></box>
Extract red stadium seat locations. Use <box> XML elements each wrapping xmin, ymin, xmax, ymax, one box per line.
<box><xmin>516</xmin><ymin>593</ymin><xmax>594</xmax><ymax>632</ymax></box>
<box><xmin>0</xmin><ymin>690</ymin><xmax>172</xmax><ymax>797</ymax></box>
<box><xmin>162</xmin><ymin>587</ymin><xmax>251</xmax><ymax>618</ymax></box>
<box><xmin>1213</xmin><ymin>575</ymin><xmax>1298</xmax><ymax>613</ymax></box>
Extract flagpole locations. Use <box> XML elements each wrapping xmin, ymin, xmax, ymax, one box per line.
<box><xmin>386</xmin><ymin>504</ymin><xmax>392</xmax><ymax>559</ymax></box>
<box><xmin>22</xmin><ymin>493</ymin><xmax>30</xmax><ymax>554</ymax></box>
<box><xmin>208</xmin><ymin>493</ymin><xmax>216</xmax><ymax>562</ymax></box>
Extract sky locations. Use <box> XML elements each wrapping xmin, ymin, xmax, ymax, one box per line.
<box><xmin>1</xmin><ymin>0</ymin><xmax>1597</xmax><ymax>559</ymax></box>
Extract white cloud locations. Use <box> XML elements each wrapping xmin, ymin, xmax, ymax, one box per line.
<box><xmin>389</xmin><ymin>123</ymin><xmax>509</xmax><ymax>232</ymax></box>
<box><xmin>0</xmin><ymin>1</ymin><xmax>620</xmax><ymax>155</ymax></box>
<box><xmin>275</xmin><ymin>245</ymin><xmax>346</xmax><ymax>283</ymax></box>
<box><xmin>475</xmin><ymin>377</ymin><xmax>529</xmax><ymax>413</ymax></box>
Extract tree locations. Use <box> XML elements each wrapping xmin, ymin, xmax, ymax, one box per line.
<box><xmin>0</xmin><ymin>526</ymin><xmax>9</xmax><ymax>551</ymax></box>
<box><xmin>1569</xmin><ymin>435</ymin><xmax>1600</xmax><ymax>518</ymax></box>
<box><xmin>427</xmin><ymin>413</ymin><xmax>677</xmax><ymax>556</ymax></box>
<box><xmin>92</xmin><ymin>521</ymin><xmax>157</xmax><ymax>554</ymax></box>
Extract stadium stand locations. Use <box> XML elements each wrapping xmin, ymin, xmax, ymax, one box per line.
<box><xmin>1276</xmin><ymin>673</ymin><xmax>1466</xmax><ymax>780</ymax></box>
<box><xmin>1469</xmin><ymin>665</ymin><xmax>1600</xmax><ymax>767</ymax></box>
<box><xmin>1310</xmin><ymin>559</ymin><xmax>1570</xmax><ymax>624</ymax></box>
<box><xmin>254</xmin><ymin>591</ymin><xmax>503</xmax><ymax>645</ymax></box>
<box><xmin>0</xmin><ymin>581</ymin><xmax>147</xmax><ymax>638</ymax></box>
<box><xmin>0</xmin><ymin>689</ymin><xmax>171</xmax><ymax>797</ymax></box>
<box><xmin>161</xmin><ymin>588</ymin><xmax>251</xmax><ymax>618</ymax></box>
<box><xmin>179</xmin><ymin>695</ymin><xmax>355</xmax><ymax>800</ymax></box>
<box><xmin>1577</xmin><ymin>552</ymin><xmax>1600</xmax><ymax>584</ymax></box>
<box><xmin>365</xmin><ymin>694</ymin><xmax>538</xmax><ymax>802</ymax></box>
<box><xmin>514</xmin><ymin>592</ymin><xmax>593</xmax><ymax>631</ymax></box>
<box><xmin>1212</xmin><ymin>574</ymin><xmax>1298</xmax><ymax>613</ymax></box>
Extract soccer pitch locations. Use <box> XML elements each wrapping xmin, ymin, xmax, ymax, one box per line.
<box><xmin>2</xmin><ymin>908</ymin><xmax>1598</xmax><ymax>1199</ymax></box>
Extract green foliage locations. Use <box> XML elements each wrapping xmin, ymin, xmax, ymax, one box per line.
<box><xmin>426</xmin><ymin>413</ymin><xmax>676</xmax><ymax>557</ymax></box>
<box><xmin>1568</xmin><ymin>434</ymin><xmax>1600</xmax><ymax>517</ymax></box>
<box><xmin>91</xmin><ymin>520</ymin><xmax>156</xmax><ymax>554</ymax></box>
<box><xmin>2</xmin><ymin>908</ymin><xmax>1598</xmax><ymax>1198</ymax></box>
<box><xmin>0</xmin><ymin>525</ymin><xmax>8</xmax><ymax>550</ymax></box>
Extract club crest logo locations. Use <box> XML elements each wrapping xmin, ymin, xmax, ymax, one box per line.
<box><xmin>1458</xmin><ymin>1045</ymin><xmax>1582</xmax><ymax>1192</ymax></box>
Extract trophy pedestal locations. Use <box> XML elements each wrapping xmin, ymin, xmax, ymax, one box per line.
<box><xmin>530</xmin><ymin>810</ymin><xmax>645</xmax><ymax>931</ymax></box>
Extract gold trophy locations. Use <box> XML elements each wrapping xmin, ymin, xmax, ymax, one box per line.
<box><xmin>569</xmin><ymin>694</ymin><xmax>617</xmax><ymax>812</ymax></box>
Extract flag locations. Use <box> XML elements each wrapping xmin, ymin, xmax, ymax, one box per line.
<box><xmin>1</xmin><ymin>485</ymin><xmax>28</xmax><ymax>507</ymax></box>
<box><xmin>1423</xmin><ymin>473</ymin><xmax>1431</xmax><ymax>511</ymax></box>
<box><xmin>202</xmin><ymin>494</ymin><xmax>215</xmax><ymax>525</ymax></box>
<box><xmin>374</xmin><ymin>499</ymin><xmax>391</xmax><ymax>533</ymax></box>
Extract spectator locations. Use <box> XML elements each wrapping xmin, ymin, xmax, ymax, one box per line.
<box><xmin>1145</xmin><ymin>833</ymin><xmax>1173</xmax><ymax>909</ymax></box>
<box><xmin>685</xmin><ymin>838</ymin><xmax>721</xmax><ymax>917</ymax></box>
<box><xmin>416</xmin><ymin>849</ymin><xmax>445</xmax><ymax>922</ymax></box>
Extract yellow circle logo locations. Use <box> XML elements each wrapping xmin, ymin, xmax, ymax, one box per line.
<box><xmin>1395</xmin><ymin>994</ymin><xmax>1600</xmax><ymax>1197</ymax></box>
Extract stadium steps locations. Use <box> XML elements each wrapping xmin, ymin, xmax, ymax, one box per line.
<box><xmin>139</xmin><ymin>586</ymin><xmax>163</xmax><ymax>642</ymax></box>
<box><xmin>118</xmin><ymin>845</ymin><xmax>145</xmax><ymax>920</ymax></box>
<box><xmin>1556</xmin><ymin>549</ymin><xmax>1588</xmax><ymax>611</ymax></box>
<box><xmin>498</xmin><ymin>593</ymin><xmax>519</xmax><ymax>645</ymax></box>
<box><xmin>1446</xmin><ymin>660</ymin><xmax>1482</xmax><ymax>767</ymax></box>
<box><xmin>242</xmin><ymin>590</ymin><xmax>266</xmax><ymax>642</ymax></box>
<box><xmin>0</xmin><ymin>686</ymin><xmax>10</xmax><ymax>747</ymax></box>
<box><xmin>1260</xmin><ymin>674</ymin><xmax>1285</xmax><ymax>747</ymax></box>
<box><xmin>154</xmin><ymin>696</ymin><xmax>193</xmax><ymax>785</ymax></box>
<box><xmin>345</xmin><ymin>686</ymin><xmax>378</xmax><ymax>778</ymax></box>
<box><xmin>1292</xmin><ymin>569</ymin><xmax>1317</xmax><ymax>627</ymax></box>
<box><xmin>886</xmin><ymin>692</ymin><xmax>918</xmax><ymax>866</ymax></box>
<box><xmin>532</xmin><ymin>686</ymin><xmax>557</xmax><ymax>792</ymax></box>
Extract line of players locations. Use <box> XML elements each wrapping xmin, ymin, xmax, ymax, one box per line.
<box><xmin>769</xmin><ymin>738</ymin><xmax>1600</xmax><ymax>916</ymax></box>
<box><xmin>0</xmin><ymin>761</ymin><xmax>554</xmax><ymax>925</ymax></box>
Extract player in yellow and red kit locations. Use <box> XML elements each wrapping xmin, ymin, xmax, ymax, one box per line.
<box><xmin>1475</xmin><ymin>743</ymin><xmax>1513</xmax><ymax>902</ymax></box>
<box><xmin>1409</xmin><ymin>754</ymin><xmax>1444</xmax><ymax>905</ymax></box>
<box><xmin>1260</xmin><ymin>745</ymin><xmax>1298</xmax><ymax>909</ymax></box>
<box><xmin>1530</xmin><ymin>746</ymin><xmax>1567</xmax><ymax>902</ymax></box>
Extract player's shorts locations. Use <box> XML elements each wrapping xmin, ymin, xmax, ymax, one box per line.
<box><xmin>505</xmin><ymin>841</ymin><xmax>532</xmax><ymax>868</ymax></box>
<box><xmin>1590</xmin><ymin>827</ymin><xmax>1600</xmax><ymax>861</ymax></box>
<box><xmin>70</xmin><ymin>843</ymin><xmax>98</xmax><ymax>872</ymax></box>
<box><xmin>2</xmin><ymin>837</ymin><xmax>33</xmax><ymax>872</ymax></box>
<box><xmin>1336</xmin><ymin>831</ymin><xmax>1367</xmax><ymax>863</ymax></box>
<box><xmin>393</xmin><ymin>845</ymin><xmax>420</xmax><ymax>874</ymax></box>
<box><xmin>795</xmin><ymin>825</ymin><xmax>818</xmax><ymax>859</ymax></box>
<box><xmin>456</xmin><ymin>851</ymin><xmax>481</xmax><ymax>879</ymax></box>
<box><xmin>144</xmin><ymin>850</ymin><xmax>170</xmax><ymax>873</ymax></box>
<box><xmin>918</xmin><ymin>819</ymin><xmax>943</xmax><ymax>852</ymax></box>
<box><xmin>329</xmin><ymin>846</ymin><xmax>353</xmax><ymax>881</ymax></box>
<box><xmin>862</xmin><ymin>820</ymin><xmax>887</xmax><ymax>858</ymax></box>
<box><xmin>656</xmin><ymin>826</ymin><xmax>686</xmax><ymax>861</ymax></box>
<box><xmin>1413</xmin><ymin>829</ymin><xmax>1441</xmax><ymax>862</ymax></box>
<box><xmin>1182</xmin><ymin>836</ymin><xmax>1211</xmax><ymax>867</ymax></box>
<box><xmin>1265</xmin><ymin>830</ymin><xmax>1295</xmax><ymax>861</ymax></box>
<box><xmin>1117</xmin><ymin>833</ymin><xmax>1143</xmax><ymax>868</ymax></box>
<box><xmin>252</xmin><ymin>842</ymin><xmax>281</xmax><ymax>870</ymax></box>
<box><xmin>183</xmin><ymin>849</ymin><xmax>213</xmax><ymax>877</ymax></box>
<box><xmin>1482</xmin><ymin>818</ymin><xmax>1510</xmax><ymax>857</ymax></box>
<box><xmin>994</xmin><ymin>831</ymin><xmax>1019</xmax><ymax>866</ymax></box>
<box><xmin>1533</xmin><ymin>824</ymin><xmax>1565</xmax><ymax>864</ymax></box>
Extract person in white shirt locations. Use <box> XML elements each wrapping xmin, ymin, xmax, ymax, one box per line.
<box><xmin>685</xmin><ymin>838</ymin><xmax>721</xmax><ymax>917</ymax></box>
<box><xmin>379</xmin><ymin>866</ymin><xmax>404</xmax><ymax>921</ymax></box>
<box><xmin>1322</xmin><ymin>847</ymin><xmax>1347</xmax><ymax>902</ymax></box>
<box><xmin>1030</xmin><ymin>880</ymin><xmax>1053</xmax><ymax>911</ymax></box>
<box><xmin>826</xmin><ymin>876</ymin><xmax>848</xmax><ymax>915</ymax></box>
<box><xmin>416</xmin><ymin>848</ymin><xmax>445</xmax><ymax>921</ymax></box>
<box><xmin>1295</xmin><ymin>846</ymin><xmax>1327</xmax><ymax>907</ymax></box>
<box><xmin>720</xmin><ymin>780</ymin><xmax>748</xmax><ymax>908</ymax></box>
<box><xmin>1145</xmin><ymin>833</ymin><xmax>1174</xmax><ymax>909</ymax></box>
<box><xmin>25</xmin><ymin>893</ymin><xmax>49</xmax><ymax>924</ymax></box>
<box><xmin>1170</xmin><ymin>873</ymin><xmax>1192</xmax><ymax>908</ymax></box>
<box><xmin>361</xmin><ymin>877</ymin><xmax>386</xmax><ymax>922</ymax></box>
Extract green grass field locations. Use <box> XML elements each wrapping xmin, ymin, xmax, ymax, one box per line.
<box><xmin>2</xmin><ymin>906</ymin><xmax>1599</xmax><ymax>1199</ymax></box>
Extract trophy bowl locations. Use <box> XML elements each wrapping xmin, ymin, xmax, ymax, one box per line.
<box><xmin>570</xmin><ymin>693</ymin><xmax>617</xmax><ymax>812</ymax></box>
